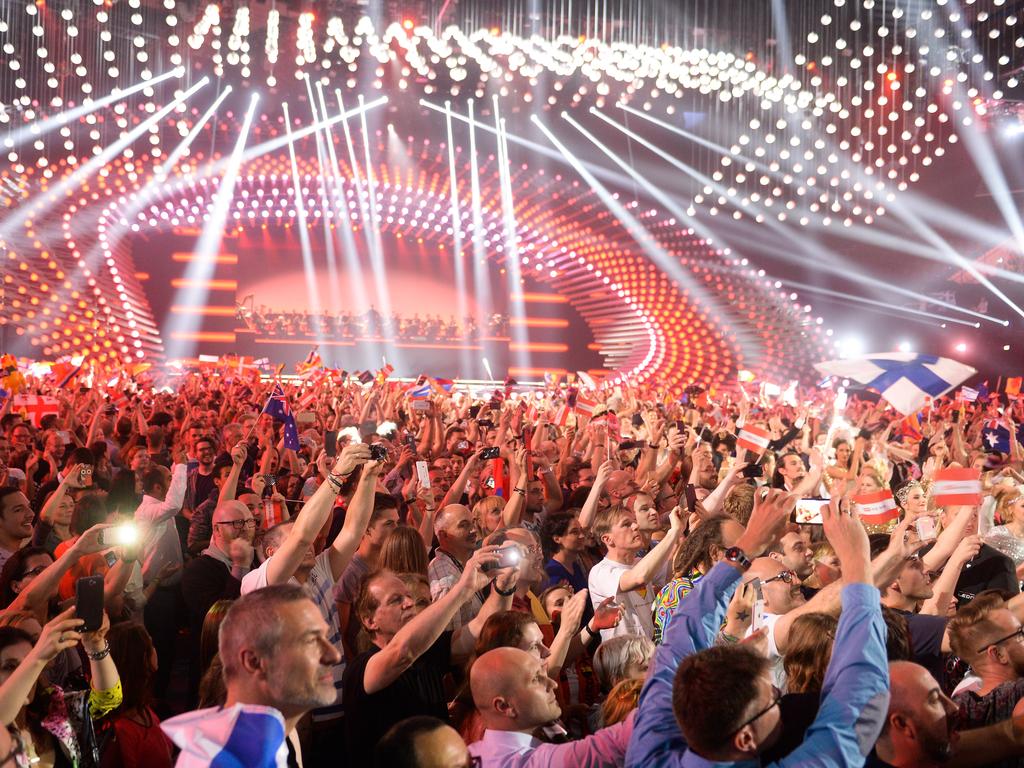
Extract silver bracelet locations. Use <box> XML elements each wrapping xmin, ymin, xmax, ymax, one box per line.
<box><xmin>86</xmin><ymin>642</ymin><xmax>111</xmax><ymax>661</ymax></box>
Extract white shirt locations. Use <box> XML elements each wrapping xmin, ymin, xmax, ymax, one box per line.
<box><xmin>241</xmin><ymin>550</ymin><xmax>346</xmax><ymax>722</ymax></box>
<box><xmin>587</xmin><ymin>557</ymin><xmax>655</xmax><ymax>642</ymax></box>
<box><xmin>745</xmin><ymin>611</ymin><xmax>787</xmax><ymax>689</ymax></box>
<box><xmin>134</xmin><ymin>463</ymin><xmax>187</xmax><ymax>584</ymax></box>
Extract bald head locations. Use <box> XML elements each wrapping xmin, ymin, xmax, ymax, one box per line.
<box><xmin>471</xmin><ymin>647</ymin><xmax>561</xmax><ymax>731</ymax></box>
<box><xmin>212</xmin><ymin>500</ymin><xmax>250</xmax><ymax>525</ymax></box>
<box><xmin>211</xmin><ymin>500</ymin><xmax>254</xmax><ymax>548</ymax></box>
<box><xmin>879</xmin><ymin>660</ymin><xmax>958</xmax><ymax>766</ymax></box>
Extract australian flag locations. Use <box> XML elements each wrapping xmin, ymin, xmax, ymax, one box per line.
<box><xmin>981</xmin><ymin>420</ymin><xmax>1024</xmax><ymax>454</ymax></box>
<box><xmin>263</xmin><ymin>385</ymin><xmax>300</xmax><ymax>451</ymax></box>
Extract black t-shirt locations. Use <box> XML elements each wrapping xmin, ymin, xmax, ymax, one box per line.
<box><xmin>955</xmin><ymin>544</ymin><xmax>1019</xmax><ymax>606</ymax></box>
<box><xmin>343</xmin><ymin>631</ymin><xmax>453</xmax><ymax>765</ymax></box>
<box><xmin>863</xmin><ymin>750</ymin><xmax>895</xmax><ymax>768</ymax></box>
<box><xmin>759</xmin><ymin>691</ymin><xmax>820</xmax><ymax>765</ymax></box>
<box><xmin>897</xmin><ymin>609</ymin><xmax>949</xmax><ymax>689</ymax></box>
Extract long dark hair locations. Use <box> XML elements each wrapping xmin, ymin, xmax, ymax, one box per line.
<box><xmin>106</xmin><ymin>622</ymin><xmax>156</xmax><ymax>711</ymax></box>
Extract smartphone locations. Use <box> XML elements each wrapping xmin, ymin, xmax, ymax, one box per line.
<box><xmin>741</xmin><ymin>463</ymin><xmax>764</xmax><ymax>479</ymax></box>
<box><xmin>455</xmin><ymin>440</ymin><xmax>471</xmax><ymax>453</ymax></box>
<box><xmin>618</xmin><ymin>440</ymin><xmax>643</xmax><ymax>451</ymax></box>
<box><xmin>75</xmin><ymin>575</ymin><xmax>104</xmax><ymax>632</ymax></box>
<box><xmin>412</xmin><ymin>400</ymin><xmax>430</xmax><ymax>412</ymax></box>
<box><xmin>477</xmin><ymin>419</ymin><xmax>494</xmax><ymax>430</ymax></box>
<box><xmin>262</xmin><ymin>473</ymin><xmax>277</xmax><ymax>488</ymax></box>
<box><xmin>324</xmin><ymin>430</ymin><xmax>338</xmax><ymax>458</ymax></box>
<box><xmin>404</xmin><ymin>434</ymin><xmax>417</xmax><ymax>453</ymax></box>
<box><xmin>484</xmin><ymin>545</ymin><xmax>522</xmax><ymax>571</ymax></box>
<box><xmin>485</xmin><ymin>476</ymin><xmax>496</xmax><ymax>489</ymax></box>
<box><xmin>415</xmin><ymin>460</ymin><xmax>431</xmax><ymax>489</ymax></box>
<box><xmin>684</xmin><ymin>483</ymin><xmax>698</xmax><ymax>513</ymax></box>
<box><xmin>915</xmin><ymin>516</ymin><xmax>937</xmax><ymax>542</ymax></box>
<box><xmin>793</xmin><ymin>499</ymin><xmax>829</xmax><ymax>525</ymax></box>
<box><xmin>481</xmin><ymin>446</ymin><xmax>501</xmax><ymax>460</ymax></box>
<box><xmin>750</xmin><ymin>578</ymin><xmax>767</xmax><ymax>632</ymax></box>
<box><xmin>99</xmin><ymin>522</ymin><xmax>138</xmax><ymax>547</ymax></box>
<box><xmin>369</xmin><ymin>443</ymin><xmax>388</xmax><ymax>461</ymax></box>
<box><xmin>468</xmin><ymin>404</ymin><xmax>482</xmax><ymax>418</ymax></box>
<box><xmin>952</xmin><ymin>409</ymin><xmax>960</xmax><ymax>424</ymax></box>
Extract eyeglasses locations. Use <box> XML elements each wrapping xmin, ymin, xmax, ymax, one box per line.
<box><xmin>215</xmin><ymin>520</ymin><xmax>257</xmax><ymax>530</ymax></box>
<box><xmin>18</xmin><ymin>565</ymin><xmax>48</xmax><ymax>579</ymax></box>
<box><xmin>731</xmin><ymin>685</ymin><xmax>782</xmax><ymax>734</ymax></box>
<box><xmin>763</xmin><ymin>570</ymin><xmax>798</xmax><ymax>585</ymax></box>
<box><xmin>977</xmin><ymin>625</ymin><xmax>1024</xmax><ymax>655</ymax></box>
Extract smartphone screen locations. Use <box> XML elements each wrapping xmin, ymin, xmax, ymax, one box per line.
<box><xmin>750</xmin><ymin>578</ymin><xmax>767</xmax><ymax>632</ymax></box>
<box><xmin>76</xmin><ymin>575</ymin><xmax>104</xmax><ymax>632</ymax></box>
<box><xmin>793</xmin><ymin>499</ymin><xmax>829</xmax><ymax>525</ymax></box>
<box><xmin>415</xmin><ymin>460</ymin><xmax>431</xmax><ymax>489</ymax></box>
<box><xmin>325</xmin><ymin>430</ymin><xmax>338</xmax><ymax>458</ymax></box>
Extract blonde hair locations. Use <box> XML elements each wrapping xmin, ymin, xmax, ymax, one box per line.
<box><xmin>994</xmin><ymin>484</ymin><xmax>1024</xmax><ymax>524</ymax></box>
<box><xmin>472</xmin><ymin>496</ymin><xmax>506</xmax><ymax>535</ymax></box>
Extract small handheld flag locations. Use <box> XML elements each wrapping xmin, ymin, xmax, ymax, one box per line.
<box><xmin>932</xmin><ymin>467</ymin><xmax>983</xmax><ymax>507</ymax></box>
<box><xmin>853</xmin><ymin>490</ymin><xmax>900</xmax><ymax>527</ymax></box>
<box><xmin>263</xmin><ymin>385</ymin><xmax>300</xmax><ymax>451</ymax></box>
<box><xmin>736</xmin><ymin>425</ymin><xmax>771</xmax><ymax>454</ymax></box>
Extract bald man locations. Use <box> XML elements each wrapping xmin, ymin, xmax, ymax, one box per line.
<box><xmin>469</xmin><ymin>647</ymin><xmax>633</xmax><ymax>767</ymax></box>
<box><xmin>181</xmin><ymin>499</ymin><xmax>256</xmax><ymax>696</ymax></box>
<box><xmin>867</xmin><ymin>660</ymin><xmax>1024</xmax><ymax>767</ymax></box>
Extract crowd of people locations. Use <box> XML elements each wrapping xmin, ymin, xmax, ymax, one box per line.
<box><xmin>1</xmin><ymin>360</ymin><xmax>1024</xmax><ymax>767</ymax></box>
<box><xmin>238</xmin><ymin>306</ymin><xmax>510</xmax><ymax>341</ymax></box>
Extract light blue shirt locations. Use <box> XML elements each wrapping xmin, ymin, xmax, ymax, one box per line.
<box><xmin>626</xmin><ymin>560</ymin><xmax>890</xmax><ymax>768</ymax></box>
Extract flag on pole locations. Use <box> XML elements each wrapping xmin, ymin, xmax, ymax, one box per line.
<box><xmin>263</xmin><ymin>385</ymin><xmax>300</xmax><ymax>451</ymax></box>
<box><xmin>553</xmin><ymin>405</ymin><xmax>572</xmax><ymax>427</ymax></box>
<box><xmin>932</xmin><ymin>467</ymin><xmax>983</xmax><ymax>507</ymax></box>
<box><xmin>162</xmin><ymin>704</ymin><xmax>290</xmax><ymax>768</ymax></box>
<box><xmin>814</xmin><ymin>353</ymin><xmax>976</xmax><ymax>416</ymax></box>
<box><xmin>297</xmin><ymin>348</ymin><xmax>322</xmax><ymax>376</ymax></box>
<box><xmin>51</xmin><ymin>361</ymin><xmax>84</xmax><ymax>389</ymax></box>
<box><xmin>575</xmin><ymin>370</ymin><xmax>597</xmax><ymax>389</ymax></box>
<box><xmin>1007</xmin><ymin>377</ymin><xmax>1022</xmax><ymax>397</ymax></box>
<box><xmin>406</xmin><ymin>382</ymin><xmax>432</xmax><ymax>400</ymax></box>
<box><xmin>12</xmin><ymin>394</ymin><xmax>60</xmax><ymax>427</ymax></box>
<box><xmin>960</xmin><ymin>386</ymin><xmax>979</xmax><ymax>403</ymax></box>
<box><xmin>853</xmin><ymin>490</ymin><xmax>900</xmax><ymax>527</ymax></box>
<box><xmin>736</xmin><ymin>425</ymin><xmax>771</xmax><ymax>454</ymax></box>
<box><xmin>981</xmin><ymin>421</ymin><xmax>1024</xmax><ymax>453</ymax></box>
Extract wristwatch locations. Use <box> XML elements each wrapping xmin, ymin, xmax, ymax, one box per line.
<box><xmin>724</xmin><ymin>547</ymin><xmax>752</xmax><ymax>571</ymax></box>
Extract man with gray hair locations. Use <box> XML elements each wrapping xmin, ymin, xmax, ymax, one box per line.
<box><xmin>162</xmin><ymin>584</ymin><xmax>341</xmax><ymax>766</ymax></box>
<box><xmin>428</xmin><ymin>503</ymin><xmax>483</xmax><ymax>630</ymax></box>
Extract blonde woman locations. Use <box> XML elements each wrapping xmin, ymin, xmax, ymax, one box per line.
<box><xmin>985</xmin><ymin>485</ymin><xmax>1024</xmax><ymax>575</ymax></box>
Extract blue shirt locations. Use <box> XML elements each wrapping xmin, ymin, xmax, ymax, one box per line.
<box><xmin>626</xmin><ymin>560</ymin><xmax>890</xmax><ymax>768</ymax></box>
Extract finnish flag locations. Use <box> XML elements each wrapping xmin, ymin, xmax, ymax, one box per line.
<box><xmin>162</xmin><ymin>704</ymin><xmax>291</xmax><ymax>767</ymax></box>
<box><xmin>814</xmin><ymin>353</ymin><xmax>976</xmax><ymax>416</ymax></box>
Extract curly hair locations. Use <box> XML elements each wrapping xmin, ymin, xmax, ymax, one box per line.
<box><xmin>783</xmin><ymin>613</ymin><xmax>837</xmax><ymax>694</ymax></box>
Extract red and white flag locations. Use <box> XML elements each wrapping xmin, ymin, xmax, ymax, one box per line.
<box><xmin>736</xmin><ymin>425</ymin><xmax>771</xmax><ymax>454</ymax></box>
<box><xmin>932</xmin><ymin>467</ymin><xmax>983</xmax><ymax>507</ymax></box>
<box><xmin>296</xmin><ymin>390</ymin><xmax>318</xmax><ymax>411</ymax></box>
<box><xmin>575</xmin><ymin>394</ymin><xmax>598</xmax><ymax>416</ymax></box>
<box><xmin>13</xmin><ymin>394</ymin><xmax>60</xmax><ymax>427</ymax></box>
<box><xmin>853</xmin><ymin>490</ymin><xmax>900</xmax><ymax>527</ymax></box>
<box><xmin>553</xmin><ymin>405</ymin><xmax>573</xmax><ymax>427</ymax></box>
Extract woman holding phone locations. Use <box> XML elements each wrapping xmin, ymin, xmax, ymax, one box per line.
<box><xmin>0</xmin><ymin>607</ymin><xmax>121</xmax><ymax>767</ymax></box>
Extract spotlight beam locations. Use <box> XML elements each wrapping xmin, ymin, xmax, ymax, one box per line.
<box><xmin>281</xmin><ymin>100</ymin><xmax>325</xmax><ymax>339</ymax></box>
<box><xmin>774</xmin><ymin>277</ymin><xmax>981</xmax><ymax>328</ymax></box>
<box><xmin>466</xmin><ymin>99</ymin><xmax>494</xmax><ymax>342</ymax></box>
<box><xmin>0</xmin><ymin>77</ymin><xmax>209</xmax><ymax>241</ymax></box>
<box><xmin>164</xmin><ymin>92</ymin><xmax>258</xmax><ymax>361</ymax></box>
<box><xmin>444</xmin><ymin>102</ymin><xmax>473</xmax><ymax>376</ymax></box>
<box><xmin>531</xmin><ymin>113</ymin><xmax>752</xmax><ymax>376</ymax></box>
<box><xmin>2</xmin><ymin>66</ymin><xmax>185</xmax><ymax>152</ymax></box>
<box><xmin>154</xmin><ymin>86</ymin><xmax>232</xmax><ymax>183</ymax></box>
<box><xmin>316</xmin><ymin>81</ymin><xmax>365</xmax><ymax>325</ymax></box>
<box><xmin>419</xmin><ymin>98</ymin><xmax>643</xmax><ymax>194</ymax></box>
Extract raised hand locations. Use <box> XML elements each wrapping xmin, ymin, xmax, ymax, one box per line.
<box><xmin>591</xmin><ymin>596</ymin><xmax>622</xmax><ymax>631</ymax></box>
<box><xmin>734</xmin><ymin>489</ymin><xmax>795</xmax><ymax>558</ymax></box>
<box><xmin>32</xmin><ymin>607</ymin><xmax>84</xmax><ymax>664</ymax></box>
<box><xmin>822</xmin><ymin>494</ymin><xmax>871</xmax><ymax>584</ymax></box>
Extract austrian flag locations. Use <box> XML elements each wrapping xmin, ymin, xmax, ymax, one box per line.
<box><xmin>853</xmin><ymin>490</ymin><xmax>900</xmax><ymax>527</ymax></box>
<box><xmin>736</xmin><ymin>425</ymin><xmax>771</xmax><ymax>454</ymax></box>
<box><xmin>932</xmin><ymin>467</ymin><xmax>983</xmax><ymax>507</ymax></box>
